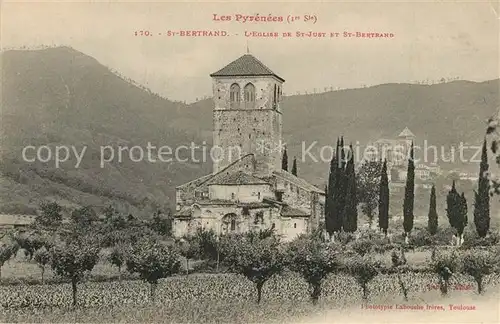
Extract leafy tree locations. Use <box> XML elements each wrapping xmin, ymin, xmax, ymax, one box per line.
<box><xmin>50</xmin><ymin>239</ymin><xmax>100</xmax><ymax>306</ymax></box>
<box><xmin>34</xmin><ymin>246</ymin><xmax>51</xmax><ymax>284</ymax></box>
<box><xmin>344</xmin><ymin>255</ymin><xmax>380</xmax><ymax>300</ymax></box>
<box><xmin>108</xmin><ymin>244</ymin><xmax>127</xmax><ymax>282</ymax></box>
<box><xmin>220</xmin><ymin>232</ymin><xmax>285</xmax><ymax>304</ymax></box>
<box><xmin>70</xmin><ymin>206</ymin><xmax>98</xmax><ymax>228</ymax></box>
<box><xmin>13</xmin><ymin>231</ymin><xmax>47</xmax><ymax>260</ymax></box>
<box><xmin>149</xmin><ymin>210</ymin><xmax>172</xmax><ymax>236</ymax></box>
<box><xmin>391</xmin><ymin>248</ymin><xmax>409</xmax><ymax>301</ymax></box>
<box><xmin>286</xmin><ymin>236</ymin><xmax>340</xmax><ymax>304</ymax></box>
<box><xmin>126</xmin><ymin>238</ymin><xmax>181</xmax><ymax>301</ymax></box>
<box><xmin>102</xmin><ymin>205</ymin><xmax>118</xmax><ymax>220</ymax></box>
<box><xmin>343</xmin><ymin>144</ymin><xmax>358</xmax><ymax>233</ymax></box>
<box><xmin>282</xmin><ymin>146</ymin><xmax>288</xmax><ymax>171</ymax></box>
<box><xmin>36</xmin><ymin>202</ymin><xmax>63</xmax><ymax>228</ymax></box>
<box><xmin>378</xmin><ymin>159</ymin><xmax>389</xmax><ymax>236</ymax></box>
<box><xmin>178</xmin><ymin>237</ymin><xmax>199</xmax><ymax>275</ymax></box>
<box><xmin>428</xmin><ymin>185</ymin><xmax>438</xmax><ymax>235</ymax></box>
<box><xmin>474</xmin><ymin>138</ymin><xmax>490</xmax><ymax>238</ymax></box>
<box><xmin>430</xmin><ymin>250</ymin><xmax>458</xmax><ymax>296</ymax></box>
<box><xmin>193</xmin><ymin>228</ymin><xmax>219</xmax><ymax>261</ymax></box>
<box><xmin>357</xmin><ymin>160</ymin><xmax>382</xmax><ymax>229</ymax></box>
<box><xmin>0</xmin><ymin>240</ymin><xmax>19</xmax><ymax>278</ymax></box>
<box><xmin>461</xmin><ymin>249</ymin><xmax>494</xmax><ymax>294</ymax></box>
<box><xmin>403</xmin><ymin>143</ymin><xmax>415</xmax><ymax>243</ymax></box>
<box><xmin>291</xmin><ymin>156</ymin><xmax>298</xmax><ymax>176</ymax></box>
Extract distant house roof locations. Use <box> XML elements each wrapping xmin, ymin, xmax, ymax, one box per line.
<box><xmin>206</xmin><ymin>171</ymin><xmax>270</xmax><ymax>186</ymax></box>
<box><xmin>374</xmin><ymin>138</ymin><xmax>400</xmax><ymax>146</ymax></box>
<box><xmin>398</xmin><ymin>127</ymin><xmax>415</xmax><ymax>138</ymax></box>
<box><xmin>0</xmin><ymin>214</ymin><xmax>35</xmax><ymax>226</ymax></box>
<box><xmin>210</xmin><ymin>54</ymin><xmax>285</xmax><ymax>82</ymax></box>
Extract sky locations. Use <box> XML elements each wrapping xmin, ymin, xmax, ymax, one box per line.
<box><xmin>2</xmin><ymin>0</ymin><xmax>499</xmax><ymax>102</ymax></box>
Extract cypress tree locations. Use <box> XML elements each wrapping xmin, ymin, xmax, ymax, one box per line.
<box><xmin>428</xmin><ymin>184</ymin><xmax>438</xmax><ymax>235</ymax></box>
<box><xmin>474</xmin><ymin>138</ymin><xmax>490</xmax><ymax>237</ymax></box>
<box><xmin>378</xmin><ymin>159</ymin><xmax>389</xmax><ymax>236</ymax></box>
<box><xmin>338</xmin><ymin>137</ymin><xmax>347</xmax><ymax>231</ymax></box>
<box><xmin>332</xmin><ymin>139</ymin><xmax>344</xmax><ymax>233</ymax></box>
<box><xmin>446</xmin><ymin>180</ymin><xmax>458</xmax><ymax>230</ymax></box>
<box><xmin>343</xmin><ymin>144</ymin><xmax>358</xmax><ymax>233</ymax></box>
<box><xmin>291</xmin><ymin>157</ymin><xmax>298</xmax><ymax>176</ymax></box>
<box><xmin>282</xmin><ymin>147</ymin><xmax>288</xmax><ymax>171</ymax></box>
<box><xmin>325</xmin><ymin>144</ymin><xmax>338</xmax><ymax>236</ymax></box>
<box><xmin>403</xmin><ymin>142</ymin><xmax>415</xmax><ymax>243</ymax></box>
<box><xmin>457</xmin><ymin>193</ymin><xmax>468</xmax><ymax>245</ymax></box>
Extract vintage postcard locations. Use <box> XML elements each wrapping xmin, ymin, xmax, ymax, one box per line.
<box><xmin>0</xmin><ymin>0</ymin><xmax>499</xmax><ymax>323</ymax></box>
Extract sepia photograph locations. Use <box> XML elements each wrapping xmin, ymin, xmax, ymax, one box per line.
<box><xmin>0</xmin><ymin>1</ymin><xmax>499</xmax><ymax>323</ymax></box>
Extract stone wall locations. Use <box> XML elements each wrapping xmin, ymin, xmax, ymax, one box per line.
<box><xmin>212</xmin><ymin>76</ymin><xmax>283</xmax><ymax>175</ymax></box>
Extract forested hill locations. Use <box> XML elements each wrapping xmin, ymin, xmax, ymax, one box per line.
<box><xmin>1</xmin><ymin>46</ymin><xmax>498</xmax><ymax>216</ymax></box>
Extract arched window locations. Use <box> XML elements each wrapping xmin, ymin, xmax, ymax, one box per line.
<box><xmin>230</xmin><ymin>219</ymin><xmax>236</xmax><ymax>231</ymax></box>
<box><xmin>244</xmin><ymin>83</ymin><xmax>255</xmax><ymax>109</ymax></box>
<box><xmin>230</xmin><ymin>83</ymin><xmax>240</xmax><ymax>109</ymax></box>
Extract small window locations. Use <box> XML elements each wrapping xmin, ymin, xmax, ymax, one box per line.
<box><xmin>258</xmin><ymin>192</ymin><xmax>261</xmax><ymax>200</ymax></box>
<box><xmin>294</xmin><ymin>223</ymin><xmax>297</xmax><ymax>229</ymax></box>
<box><xmin>231</xmin><ymin>193</ymin><xmax>235</xmax><ymax>200</ymax></box>
<box><xmin>230</xmin><ymin>219</ymin><xmax>236</xmax><ymax>231</ymax></box>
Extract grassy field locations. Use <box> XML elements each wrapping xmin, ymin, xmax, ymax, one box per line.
<box><xmin>0</xmin><ymin>251</ymin><xmax>499</xmax><ymax>323</ymax></box>
<box><xmin>1</xmin><ymin>249</ymin><xmax>500</xmax><ymax>323</ymax></box>
<box><xmin>2</xmin><ymin>272</ymin><xmax>499</xmax><ymax>323</ymax></box>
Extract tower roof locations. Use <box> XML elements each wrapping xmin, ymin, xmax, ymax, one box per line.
<box><xmin>398</xmin><ymin>127</ymin><xmax>415</xmax><ymax>138</ymax></box>
<box><xmin>210</xmin><ymin>54</ymin><xmax>285</xmax><ymax>82</ymax></box>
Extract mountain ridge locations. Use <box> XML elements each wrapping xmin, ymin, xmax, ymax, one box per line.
<box><xmin>0</xmin><ymin>46</ymin><xmax>498</xmax><ymax>217</ymax></box>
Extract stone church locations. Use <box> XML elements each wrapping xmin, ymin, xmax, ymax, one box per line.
<box><xmin>173</xmin><ymin>53</ymin><xmax>325</xmax><ymax>241</ymax></box>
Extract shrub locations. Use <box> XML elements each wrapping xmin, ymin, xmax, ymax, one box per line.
<box><xmin>461</xmin><ymin>231</ymin><xmax>500</xmax><ymax>249</ymax></box>
<box><xmin>343</xmin><ymin>255</ymin><xmax>380</xmax><ymax>300</ymax></box>
<box><xmin>221</xmin><ymin>231</ymin><xmax>285</xmax><ymax>304</ymax></box>
<box><xmin>50</xmin><ymin>239</ymin><xmax>100</xmax><ymax>306</ymax></box>
<box><xmin>126</xmin><ymin>238</ymin><xmax>181</xmax><ymax>301</ymax></box>
<box><xmin>33</xmin><ymin>247</ymin><xmax>51</xmax><ymax>284</ymax></box>
<box><xmin>286</xmin><ymin>236</ymin><xmax>340</xmax><ymax>304</ymax></box>
<box><xmin>409</xmin><ymin>228</ymin><xmax>434</xmax><ymax>247</ymax></box>
<box><xmin>460</xmin><ymin>249</ymin><xmax>494</xmax><ymax>294</ymax></box>
<box><xmin>350</xmin><ymin>239</ymin><xmax>374</xmax><ymax>256</ymax></box>
<box><xmin>430</xmin><ymin>250</ymin><xmax>459</xmax><ymax>296</ymax></box>
<box><xmin>0</xmin><ymin>241</ymin><xmax>19</xmax><ymax>278</ymax></box>
<box><xmin>336</xmin><ymin>232</ymin><xmax>356</xmax><ymax>245</ymax></box>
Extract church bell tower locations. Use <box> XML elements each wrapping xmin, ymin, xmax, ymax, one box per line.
<box><xmin>210</xmin><ymin>54</ymin><xmax>284</xmax><ymax>176</ymax></box>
